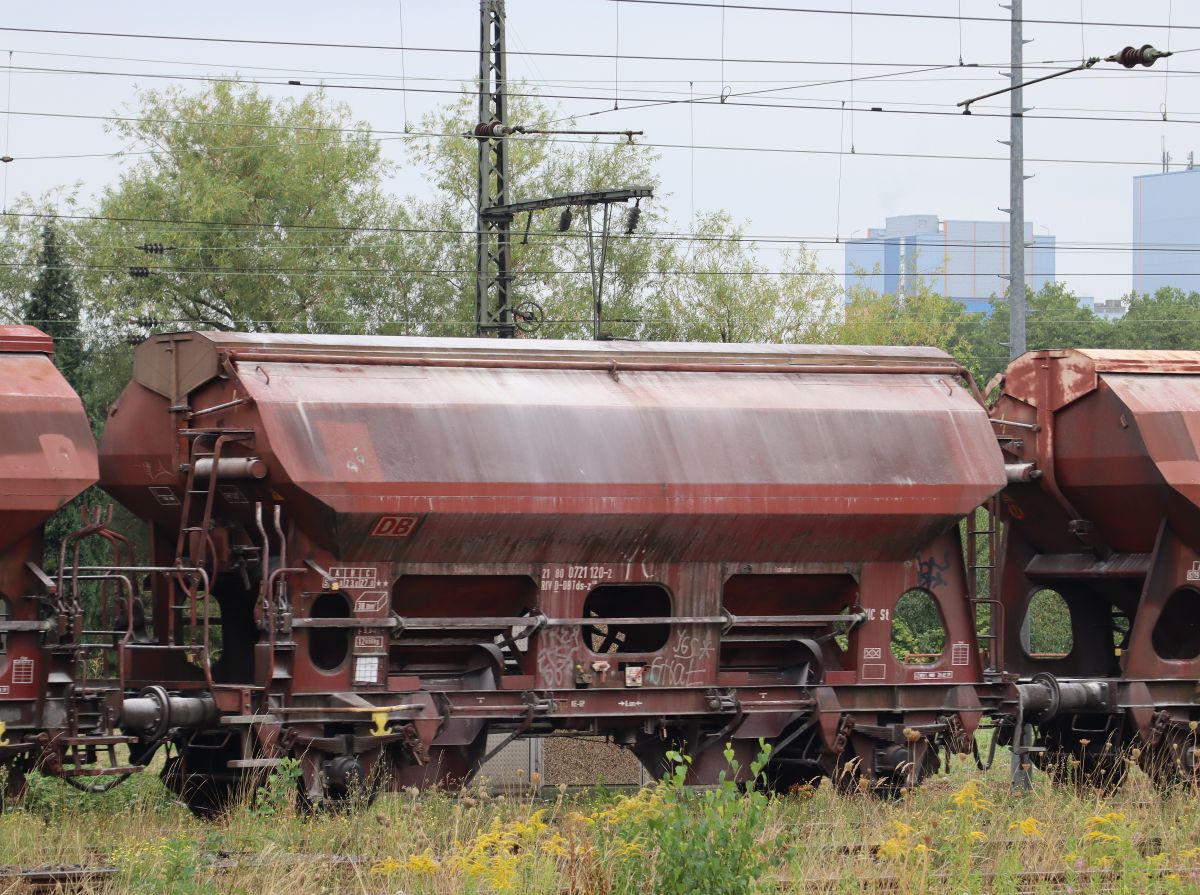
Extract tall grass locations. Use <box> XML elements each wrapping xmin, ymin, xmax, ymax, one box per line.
<box><xmin>1</xmin><ymin>745</ymin><xmax>1198</xmax><ymax>894</ymax></box>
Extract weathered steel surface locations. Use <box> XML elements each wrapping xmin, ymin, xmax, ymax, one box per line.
<box><xmin>997</xmin><ymin>348</ymin><xmax>1200</xmax><ymax>554</ymax></box>
<box><xmin>0</xmin><ymin>326</ymin><xmax>96</xmax><ymax>551</ymax></box>
<box><xmin>993</xmin><ymin>348</ymin><xmax>1200</xmax><ymax>780</ymax></box>
<box><xmin>91</xmin><ymin>332</ymin><xmax>1014</xmax><ymax>798</ymax></box>
<box><xmin>0</xmin><ymin>326</ymin><xmax>97</xmax><ymax>741</ymax></box>
<box><xmin>105</xmin><ymin>333</ymin><xmax>1005</xmax><ymax>564</ymax></box>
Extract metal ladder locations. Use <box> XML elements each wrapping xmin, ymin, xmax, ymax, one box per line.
<box><xmin>966</xmin><ymin>498</ymin><xmax>1004</xmax><ymax>676</ymax></box>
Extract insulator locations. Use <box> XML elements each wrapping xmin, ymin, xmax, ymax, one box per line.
<box><xmin>137</xmin><ymin>242</ymin><xmax>165</xmax><ymax>255</ymax></box>
<box><xmin>1114</xmin><ymin>44</ymin><xmax>1168</xmax><ymax>68</ymax></box>
<box><xmin>128</xmin><ymin>266</ymin><xmax>151</xmax><ymax>278</ymax></box>
<box><xmin>558</xmin><ymin>208</ymin><xmax>573</xmax><ymax>232</ymax></box>
<box><xmin>624</xmin><ymin>203</ymin><xmax>642</xmax><ymax>235</ymax></box>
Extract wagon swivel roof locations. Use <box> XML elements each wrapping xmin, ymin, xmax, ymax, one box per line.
<box><xmin>133</xmin><ymin>330</ymin><xmax>961</xmax><ymax>401</ymax></box>
<box><xmin>1003</xmin><ymin>348</ymin><xmax>1200</xmax><ymax>411</ymax></box>
<box><xmin>0</xmin><ymin>324</ymin><xmax>54</xmax><ymax>355</ymax></box>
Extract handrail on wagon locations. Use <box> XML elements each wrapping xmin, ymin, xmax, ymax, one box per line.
<box><xmin>382</xmin><ymin>611</ymin><xmax>868</xmax><ymax>633</ymax></box>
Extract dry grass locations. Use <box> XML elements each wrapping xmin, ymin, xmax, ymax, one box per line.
<box><xmin>1</xmin><ymin>747</ymin><xmax>1198</xmax><ymax>894</ymax></box>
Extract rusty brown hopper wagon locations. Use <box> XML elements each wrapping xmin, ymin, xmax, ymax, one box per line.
<box><xmin>0</xmin><ymin>326</ymin><xmax>97</xmax><ymax>799</ymax></box>
<box><xmin>991</xmin><ymin>349</ymin><xmax>1200</xmax><ymax>790</ymax></box>
<box><xmin>94</xmin><ymin>332</ymin><xmax>1010</xmax><ymax>810</ymax></box>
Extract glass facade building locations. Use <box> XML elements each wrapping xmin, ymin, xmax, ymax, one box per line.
<box><xmin>845</xmin><ymin>214</ymin><xmax>1057</xmax><ymax>313</ymax></box>
<box><xmin>1132</xmin><ymin>168</ymin><xmax>1200</xmax><ymax>297</ymax></box>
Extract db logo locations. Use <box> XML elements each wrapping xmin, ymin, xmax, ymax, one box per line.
<box><xmin>1188</xmin><ymin>561</ymin><xmax>1200</xmax><ymax>583</ymax></box>
<box><xmin>369</xmin><ymin>515</ymin><xmax>421</xmax><ymax>539</ymax></box>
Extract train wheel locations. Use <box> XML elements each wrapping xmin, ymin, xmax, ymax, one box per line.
<box><xmin>1138</xmin><ymin>730</ymin><xmax>1200</xmax><ymax>792</ymax></box>
<box><xmin>1037</xmin><ymin>723</ymin><xmax>1127</xmax><ymax>794</ymax></box>
<box><xmin>295</xmin><ymin>752</ymin><xmax>381</xmax><ymax>814</ymax></box>
<box><xmin>162</xmin><ymin>739</ymin><xmax>251</xmax><ymax>820</ymax></box>
<box><xmin>762</xmin><ymin>722</ymin><xmax>827</xmax><ymax>795</ymax></box>
<box><xmin>834</xmin><ymin>737</ymin><xmax>938</xmax><ymax>798</ymax></box>
<box><xmin>763</xmin><ymin>759</ymin><xmax>824</xmax><ymax>795</ymax></box>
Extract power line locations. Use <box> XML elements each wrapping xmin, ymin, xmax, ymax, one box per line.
<box><xmin>0</xmin><ymin>260</ymin><xmax>1189</xmax><ymax>279</ymax></box>
<box><xmin>3</xmin><ymin>15</ymin><xmax>1199</xmax><ymax>52</ymax></box>
<box><xmin>607</xmin><ymin>0</ymin><xmax>1200</xmax><ymax>32</ymax></box>
<box><xmin>0</xmin><ymin>125</ymin><xmax>1176</xmax><ymax>170</ymax></box>
<box><xmin>8</xmin><ymin>210</ymin><xmax>1198</xmax><ymax>254</ymax></box>
<box><xmin>9</xmin><ymin>64</ymin><xmax>1200</xmax><ymax>133</ymax></box>
<box><xmin>46</xmin><ymin>233</ymin><xmax>1200</xmax><ymax>254</ymax></box>
<box><xmin>2</xmin><ymin>60</ymin><xmax>981</xmax><ymax>107</ymax></box>
<box><xmin>11</xmin><ymin>46</ymin><xmax>1190</xmax><ymax>83</ymax></box>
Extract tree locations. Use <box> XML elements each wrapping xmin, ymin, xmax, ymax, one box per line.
<box><xmin>399</xmin><ymin>89</ymin><xmax>673</xmax><ymax>339</ymax></box>
<box><xmin>978</xmin><ymin>282</ymin><xmax>1112</xmax><ymax>384</ymax></box>
<box><xmin>837</xmin><ymin>276</ymin><xmax>986</xmax><ymax>373</ymax></box>
<box><xmin>23</xmin><ymin>224</ymin><xmax>105</xmax><ymax>571</ymax></box>
<box><xmin>1112</xmin><ymin>287</ymin><xmax>1200</xmax><ymax>350</ymax></box>
<box><xmin>400</xmin><ymin>90</ymin><xmax>840</xmax><ymax>342</ymax></box>
<box><xmin>636</xmin><ymin>217</ymin><xmax>840</xmax><ymax>343</ymax></box>
<box><xmin>76</xmin><ymin>80</ymin><xmax>413</xmax><ymax>339</ymax></box>
<box><xmin>25</xmin><ymin>224</ymin><xmax>84</xmax><ymax>395</ymax></box>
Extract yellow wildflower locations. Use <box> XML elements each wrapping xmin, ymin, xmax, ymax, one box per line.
<box><xmin>403</xmin><ymin>850</ymin><xmax>441</xmax><ymax>874</ymax></box>
<box><xmin>877</xmin><ymin>837</ymin><xmax>906</xmax><ymax>860</ymax></box>
<box><xmin>1009</xmin><ymin>816</ymin><xmax>1043</xmax><ymax>838</ymax></box>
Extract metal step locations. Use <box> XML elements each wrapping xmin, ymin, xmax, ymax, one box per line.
<box><xmin>219</xmin><ymin>714</ymin><xmax>282</xmax><ymax>726</ymax></box>
<box><xmin>227</xmin><ymin>758</ymin><xmax>283</xmax><ymax>769</ymax></box>
<box><xmin>62</xmin><ymin>765</ymin><xmax>146</xmax><ymax>777</ymax></box>
<box><xmin>61</xmin><ymin>735</ymin><xmax>136</xmax><ymax>746</ymax></box>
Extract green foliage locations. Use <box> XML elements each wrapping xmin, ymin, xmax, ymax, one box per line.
<box><xmin>843</xmin><ymin>279</ymin><xmax>1200</xmax><ymax>411</ymax></box>
<box><xmin>25</xmin><ymin>224</ymin><xmax>84</xmax><ymax>393</ymax></box>
<box><xmin>840</xmin><ymin>276</ymin><xmax>986</xmax><ymax>372</ymax></box>
<box><xmin>402</xmin><ymin>91</ymin><xmax>839</xmax><ymax>342</ymax></box>
<box><xmin>20</xmin><ymin>768</ymin><xmax>177</xmax><ymax>817</ymax></box>
<box><xmin>78</xmin><ymin>80</ymin><xmax>405</xmax><ymax>339</ymax></box>
<box><xmin>1025</xmin><ymin>589</ymin><xmax>1073</xmax><ymax>657</ymax></box>
<box><xmin>1113</xmin><ymin>287</ymin><xmax>1200</xmax><ymax>350</ymax></box>
<box><xmin>977</xmin><ymin>282</ymin><xmax>1115</xmax><ymax>384</ymax></box>
<box><xmin>625</xmin><ymin>742</ymin><xmax>776</xmax><ymax>895</ymax></box>
<box><xmin>113</xmin><ymin>834</ymin><xmax>203</xmax><ymax>895</ymax></box>
<box><xmin>639</xmin><ymin>225</ymin><xmax>840</xmax><ymax>343</ymax></box>
<box><xmin>890</xmin><ymin>590</ymin><xmax>947</xmax><ymax>663</ymax></box>
<box><xmin>249</xmin><ymin>757</ymin><xmax>302</xmax><ymax>817</ymax></box>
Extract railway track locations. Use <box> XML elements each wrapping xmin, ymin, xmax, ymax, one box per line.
<box><xmin>3</xmin><ymin>854</ymin><xmax>1194</xmax><ymax>895</ymax></box>
<box><xmin>0</xmin><ymin>865</ymin><xmax>118</xmax><ymax>892</ymax></box>
<box><xmin>779</xmin><ymin>866</ymin><xmax>1199</xmax><ymax>894</ymax></box>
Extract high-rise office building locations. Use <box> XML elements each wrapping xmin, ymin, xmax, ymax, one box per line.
<box><xmin>1132</xmin><ymin>166</ymin><xmax>1200</xmax><ymax>297</ymax></box>
<box><xmin>845</xmin><ymin>215</ymin><xmax>1056</xmax><ymax>313</ymax></box>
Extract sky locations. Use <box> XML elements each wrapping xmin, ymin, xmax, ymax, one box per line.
<box><xmin>0</xmin><ymin>0</ymin><xmax>1194</xmax><ymax>303</ymax></box>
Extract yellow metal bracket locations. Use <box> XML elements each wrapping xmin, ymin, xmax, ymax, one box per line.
<box><xmin>370</xmin><ymin>711</ymin><xmax>391</xmax><ymax>737</ymax></box>
<box><xmin>0</xmin><ymin>721</ymin><xmax>8</xmax><ymax>747</ymax></box>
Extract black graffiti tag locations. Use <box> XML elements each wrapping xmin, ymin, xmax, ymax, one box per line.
<box><xmin>916</xmin><ymin>551</ymin><xmax>951</xmax><ymax>590</ymax></box>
